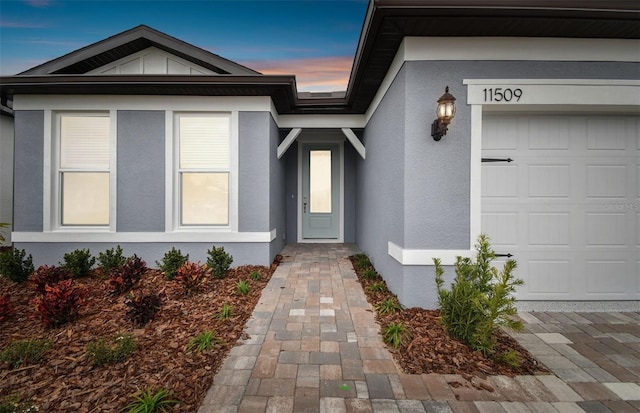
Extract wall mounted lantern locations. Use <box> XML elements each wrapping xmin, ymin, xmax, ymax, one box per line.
<box><xmin>431</xmin><ymin>86</ymin><xmax>456</xmax><ymax>141</ymax></box>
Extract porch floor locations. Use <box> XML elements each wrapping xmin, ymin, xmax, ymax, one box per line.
<box><xmin>198</xmin><ymin>244</ymin><xmax>640</xmax><ymax>413</ymax></box>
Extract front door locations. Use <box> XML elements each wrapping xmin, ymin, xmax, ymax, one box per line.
<box><xmin>301</xmin><ymin>143</ymin><xmax>340</xmax><ymax>240</ymax></box>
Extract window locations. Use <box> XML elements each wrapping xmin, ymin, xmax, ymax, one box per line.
<box><xmin>57</xmin><ymin>113</ymin><xmax>111</xmax><ymax>226</ymax></box>
<box><xmin>176</xmin><ymin>113</ymin><xmax>230</xmax><ymax>226</ymax></box>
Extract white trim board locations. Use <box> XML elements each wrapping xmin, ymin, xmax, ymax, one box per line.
<box><xmin>12</xmin><ymin>229</ymin><xmax>277</xmax><ymax>243</ymax></box>
<box><xmin>388</xmin><ymin>242</ymin><xmax>473</xmax><ymax>266</ymax></box>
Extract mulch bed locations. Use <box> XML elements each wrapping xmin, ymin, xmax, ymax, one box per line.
<box><xmin>1</xmin><ymin>257</ymin><xmax>280</xmax><ymax>412</ymax></box>
<box><xmin>349</xmin><ymin>256</ymin><xmax>548</xmax><ymax>378</ymax></box>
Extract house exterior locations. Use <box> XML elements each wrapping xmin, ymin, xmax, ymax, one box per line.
<box><xmin>1</xmin><ymin>1</ymin><xmax>638</xmax><ymax>309</ymax></box>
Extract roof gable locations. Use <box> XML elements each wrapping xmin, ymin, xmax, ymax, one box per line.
<box><xmin>19</xmin><ymin>25</ymin><xmax>259</xmax><ymax>76</ymax></box>
<box><xmin>86</xmin><ymin>46</ymin><xmax>216</xmax><ymax>75</ymax></box>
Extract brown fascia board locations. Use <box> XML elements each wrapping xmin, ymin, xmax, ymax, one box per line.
<box><xmin>0</xmin><ymin>74</ymin><xmax>301</xmax><ymax>113</ymax></box>
<box><xmin>18</xmin><ymin>25</ymin><xmax>260</xmax><ymax>76</ymax></box>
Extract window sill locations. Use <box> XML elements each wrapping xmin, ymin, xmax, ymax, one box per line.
<box><xmin>12</xmin><ymin>230</ymin><xmax>277</xmax><ymax>243</ymax></box>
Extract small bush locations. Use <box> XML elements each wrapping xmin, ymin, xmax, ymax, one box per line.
<box><xmin>383</xmin><ymin>322</ymin><xmax>407</xmax><ymax>348</ymax></box>
<box><xmin>434</xmin><ymin>234</ymin><xmax>524</xmax><ymax>355</ymax></box>
<box><xmin>0</xmin><ymin>393</ymin><xmax>38</xmax><ymax>413</ymax></box>
<box><xmin>86</xmin><ymin>333</ymin><xmax>137</xmax><ymax>366</ymax></box>
<box><xmin>249</xmin><ymin>271</ymin><xmax>261</xmax><ymax>281</ymax></box>
<box><xmin>0</xmin><ymin>248</ymin><xmax>34</xmax><ymax>283</ymax></box>
<box><xmin>175</xmin><ymin>261</ymin><xmax>208</xmax><ymax>295</ymax></box>
<box><xmin>60</xmin><ymin>248</ymin><xmax>95</xmax><ymax>278</ymax></box>
<box><xmin>32</xmin><ymin>279</ymin><xmax>88</xmax><ymax>328</ymax></box>
<box><xmin>206</xmin><ymin>245</ymin><xmax>233</xmax><ymax>279</ymax></box>
<box><xmin>125</xmin><ymin>290</ymin><xmax>164</xmax><ymax>327</ymax></box>
<box><xmin>352</xmin><ymin>253</ymin><xmax>371</xmax><ymax>271</ymax></box>
<box><xmin>185</xmin><ymin>330</ymin><xmax>222</xmax><ymax>353</ymax></box>
<box><xmin>0</xmin><ymin>338</ymin><xmax>52</xmax><ymax>368</ymax></box>
<box><xmin>0</xmin><ymin>294</ymin><xmax>15</xmax><ymax>323</ymax></box>
<box><xmin>361</xmin><ymin>268</ymin><xmax>378</xmax><ymax>280</ymax></box>
<box><xmin>367</xmin><ymin>281</ymin><xmax>386</xmax><ymax>293</ymax></box>
<box><xmin>236</xmin><ymin>280</ymin><xmax>250</xmax><ymax>295</ymax></box>
<box><xmin>217</xmin><ymin>303</ymin><xmax>232</xmax><ymax>320</ymax></box>
<box><xmin>374</xmin><ymin>298</ymin><xmax>403</xmax><ymax>315</ymax></box>
<box><xmin>156</xmin><ymin>247</ymin><xmax>189</xmax><ymax>281</ymax></box>
<box><xmin>497</xmin><ymin>348</ymin><xmax>521</xmax><ymax>368</ymax></box>
<box><xmin>124</xmin><ymin>388</ymin><xmax>178</xmax><ymax>413</ymax></box>
<box><xmin>97</xmin><ymin>245</ymin><xmax>126</xmax><ymax>275</ymax></box>
<box><xmin>30</xmin><ymin>265</ymin><xmax>71</xmax><ymax>295</ymax></box>
<box><xmin>109</xmin><ymin>255</ymin><xmax>147</xmax><ymax>295</ymax></box>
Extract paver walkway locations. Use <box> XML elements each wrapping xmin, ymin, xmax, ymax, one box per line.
<box><xmin>198</xmin><ymin>244</ymin><xmax>640</xmax><ymax>413</ymax></box>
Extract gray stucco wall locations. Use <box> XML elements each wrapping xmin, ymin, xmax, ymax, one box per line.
<box><xmin>358</xmin><ymin>59</ymin><xmax>640</xmax><ymax>309</ymax></box>
<box><xmin>13</xmin><ymin>110</ymin><xmax>43</xmax><ymax>232</ymax></box>
<box><xmin>0</xmin><ymin>114</ymin><xmax>14</xmax><ymax>245</ymax></box>
<box><xmin>117</xmin><ymin>110</ymin><xmax>165</xmax><ymax>232</ymax></box>
<box><xmin>239</xmin><ymin>112</ymin><xmax>270</xmax><ymax>233</ymax></box>
<box><xmin>268</xmin><ymin>114</ymin><xmax>286</xmax><ymax>259</ymax></box>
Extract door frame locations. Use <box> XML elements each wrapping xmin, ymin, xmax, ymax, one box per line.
<box><xmin>297</xmin><ymin>134</ymin><xmax>344</xmax><ymax>243</ymax></box>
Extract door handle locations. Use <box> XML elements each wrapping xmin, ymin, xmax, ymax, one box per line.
<box><xmin>303</xmin><ymin>197</ymin><xmax>308</xmax><ymax>213</ymax></box>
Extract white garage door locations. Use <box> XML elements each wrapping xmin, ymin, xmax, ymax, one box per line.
<box><xmin>481</xmin><ymin>115</ymin><xmax>639</xmax><ymax>300</ymax></box>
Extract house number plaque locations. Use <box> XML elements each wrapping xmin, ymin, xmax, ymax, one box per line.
<box><xmin>483</xmin><ymin>87</ymin><xmax>523</xmax><ymax>102</ymax></box>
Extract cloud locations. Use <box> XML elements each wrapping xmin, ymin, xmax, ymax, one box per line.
<box><xmin>241</xmin><ymin>56</ymin><xmax>354</xmax><ymax>92</ymax></box>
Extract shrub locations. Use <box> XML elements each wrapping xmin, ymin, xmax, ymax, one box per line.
<box><xmin>0</xmin><ymin>248</ymin><xmax>34</xmax><ymax>283</ymax></box>
<box><xmin>60</xmin><ymin>248</ymin><xmax>95</xmax><ymax>278</ymax></box>
<box><xmin>124</xmin><ymin>388</ymin><xmax>178</xmax><ymax>413</ymax></box>
<box><xmin>249</xmin><ymin>271</ymin><xmax>261</xmax><ymax>281</ymax></box>
<box><xmin>352</xmin><ymin>253</ymin><xmax>371</xmax><ymax>271</ymax></box>
<box><xmin>497</xmin><ymin>348</ymin><xmax>521</xmax><ymax>368</ymax></box>
<box><xmin>216</xmin><ymin>303</ymin><xmax>232</xmax><ymax>320</ymax></box>
<box><xmin>125</xmin><ymin>290</ymin><xmax>164</xmax><ymax>327</ymax></box>
<box><xmin>185</xmin><ymin>330</ymin><xmax>222</xmax><ymax>353</ymax></box>
<box><xmin>362</xmin><ymin>268</ymin><xmax>378</xmax><ymax>280</ymax></box>
<box><xmin>206</xmin><ymin>245</ymin><xmax>233</xmax><ymax>279</ymax></box>
<box><xmin>30</xmin><ymin>265</ymin><xmax>71</xmax><ymax>295</ymax></box>
<box><xmin>374</xmin><ymin>298</ymin><xmax>403</xmax><ymax>315</ymax></box>
<box><xmin>434</xmin><ymin>234</ymin><xmax>524</xmax><ymax>355</ymax></box>
<box><xmin>236</xmin><ymin>280</ymin><xmax>250</xmax><ymax>295</ymax></box>
<box><xmin>367</xmin><ymin>281</ymin><xmax>386</xmax><ymax>293</ymax></box>
<box><xmin>0</xmin><ymin>393</ymin><xmax>38</xmax><ymax>413</ymax></box>
<box><xmin>109</xmin><ymin>255</ymin><xmax>147</xmax><ymax>295</ymax></box>
<box><xmin>156</xmin><ymin>247</ymin><xmax>189</xmax><ymax>281</ymax></box>
<box><xmin>97</xmin><ymin>245</ymin><xmax>126</xmax><ymax>275</ymax></box>
<box><xmin>0</xmin><ymin>294</ymin><xmax>15</xmax><ymax>323</ymax></box>
<box><xmin>32</xmin><ymin>279</ymin><xmax>88</xmax><ymax>328</ymax></box>
<box><xmin>175</xmin><ymin>261</ymin><xmax>208</xmax><ymax>295</ymax></box>
<box><xmin>86</xmin><ymin>333</ymin><xmax>137</xmax><ymax>366</ymax></box>
<box><xmin>0</xmin><ymin>338</ymin><xmax>52</xmax><ymax>368</ymax></box>
<box><xmin>383</xmin><ymin>322</ymin><xmax>407</xmax><ymax>348</ymax></box>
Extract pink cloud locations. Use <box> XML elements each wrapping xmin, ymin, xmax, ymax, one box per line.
<box><xmin>241</xmin><ymin>56</ymin><xmax>354</xmax><ymax>93</ymax></box>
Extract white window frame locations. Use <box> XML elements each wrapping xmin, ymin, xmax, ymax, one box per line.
<box><xmin>167</xmin><ymin>111</ymin><xmax>238</xmax><ymax>232</ymax></box>
<box><xmin>46</xmin><ymin>110</ymin><xmax>117</xmax><ymax>232</ymax></box>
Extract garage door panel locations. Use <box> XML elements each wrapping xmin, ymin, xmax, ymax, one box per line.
<box><xmin>586</xmin><ymin>213</ymin><xmax>628</xmax><ymax>246</ymax></box>
<box><xmin>482</xmin><ymin>115</ymin><xmax>638</xmax><ymax>300</ymax></box>
<box><xmin>528</xmin><ymin>213</ymin><xmax>570</xmax><ymax>246</ymax></box>
<box><xmin>528</xmin><ymin>165</ymin><xmax>571</xmax><ymax>198</ymax></box>
<box><xmin>586</xmin><ymin>165</ymin><xmax>628</xmax><ymax>198</ymax></box>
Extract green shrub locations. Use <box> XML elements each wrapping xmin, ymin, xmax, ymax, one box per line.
<box><xmin>374</xmin><ymin>298</ymin><xmax>403</xmax><ymax>315</ymax></box>
<box><xmin>216</xmin><ymin>303</ymin><xmax>232</xmax><ymax>320</ymax></box>
<box><xmin>124</xmin><ymin>388</ymin><xmax>178</xmax><ymax>413</ymax></box>
<box><xmin>156</xmin><ymin>247</ymin><xmax>189</xmax><ymax>280</ymax></box>
<box><xmin>0</xmin><ymin>338</ymin><xmax>52</xmax><ymax>368</ymax></box>
<box><xmin>175</xmin><ymin>261</ymin><xmax>208</xmax><ymax>295</ymax></box>
<box><xmin>367</xmin><ymin>281</ymin><xmax>386</xmax><ymax>293</ymax></box>
<box><xmin>249</xmin><ymin>271</ymin><xmax>261</xmax><ymax>281</ymax></box>
<box><xmin>352</xmin><ymin>253</ymin><xmax>371</xmax><ymax>271</ymax></box>
<box><xmin>497</xmin><ymin>348</ymin><xmax>521</xmax><ymax>368</ymax></box>
<box><xmin>434</xmin><ymin>234</ymin><xmax>524</xmax><ymax>355</ymax></box>
<box><xmin>0</xmin><ymin>393</ymin><xmax>38</xmax><ymax>413</ymax></box>
<box><xmin>361</xmin><ymin>268</ymin><xmax>378</xmax><ymax>280</ymax></box>
<box><xmin>383</xmin><ymin>322</ymin><xmax>407</xmax><ymax>348</ymax></box>
<box><xmin>236</xmin><ymin>280</ymin><xmax>250</xmax><ymax>295</ymax></box>
<box><xmin>32</xmin><ymin>279</ymin><xmax>88</xmax><ymax>328</ymax></box>
<box><xmin>185</xmin><ymin>330</ymin><xmax>222</xmax><ymax>353</ymax></box>
<box><xmin>108</xmin><ymin>255</ymin><xmax>147</xmax><ymax>295</ymax></box>
<box><xmin>97</xmin><ymin>245</ymin><xmax>126</xmax><ymax>275</ymax></box>
<box><xmin>206</xmin><ymin>245</ymin><xmax>233</xmax><ymax>279</ymax></box>
<box><xmin>0</xmin><ymin>248</ymin><xmax>34</xmax><ymax>283</ymax></box>
<box><xmin>60</xmin><ymin>248</ymin><xmax>95</xmax><ymax>278</ymax></box>
<box><xmin>125</xmin><ymin>290</ymin><xmax>164</xmax><ymax>327</ymax></box>
<box><xmin>86</xmin><ymin>333</ymin><xmax>137</xmax><ymax>366</ymax></box>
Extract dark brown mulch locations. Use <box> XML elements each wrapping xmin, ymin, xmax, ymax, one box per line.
<box><xmin>0</xmin><ymin>256</ymin><xmax>280</xmax><ymax>412</ymax></box>
<box><xmin>350</xmin><ymin>256</ymin><xmax>548</xmax><ymax>379</ymax></box>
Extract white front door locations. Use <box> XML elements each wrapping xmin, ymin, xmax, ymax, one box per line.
<box><xmin>301</xmin><ymin>143</ymin><xmax>340</xmax><ymax>240</ymax></box>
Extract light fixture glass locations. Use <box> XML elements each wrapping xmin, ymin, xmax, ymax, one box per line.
<box><xmin>431</xmin><ymin>86</ymin><xmax>456</xmax><ymax>141</ymax></box>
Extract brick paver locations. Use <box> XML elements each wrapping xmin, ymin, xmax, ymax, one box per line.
<box><xmin>198</xmin><ymin>244</ymin><xmax>640</xmax><ymax>413</ymax></box>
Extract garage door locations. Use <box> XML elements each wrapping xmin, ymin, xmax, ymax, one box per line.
<box><xmin>481</xmin><ymin>115</ymin><xmax>639</xmax><ymax>300</ymax></box>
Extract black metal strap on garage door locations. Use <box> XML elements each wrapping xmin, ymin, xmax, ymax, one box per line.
<box><xmin>495</xmin><ymin>253</ymin><xmax>514</xmax><ymax>258</ymax></box>
<box><xmin>481</xmin><ymin>158</ymin><xmax>513</xmax><ymax>163</ymax></box>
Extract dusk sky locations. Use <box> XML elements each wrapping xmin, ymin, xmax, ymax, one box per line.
<box><xmin>0</xmin><ymin>0</ymin><xmax>369</xmax><ymax>92</ymax></box>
